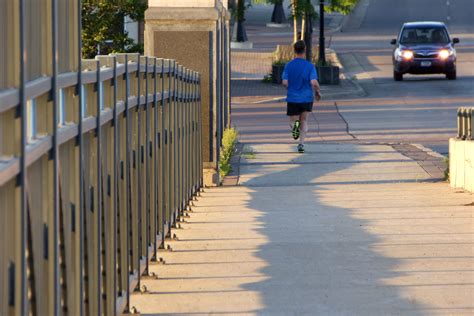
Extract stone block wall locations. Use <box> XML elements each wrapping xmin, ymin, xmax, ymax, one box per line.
<box><xmin>449</xmin><ymin>138</ymin><xmax>474</xmax><ymax>193</ymax></box>
<box><xmin>145</xmin><ymin>0</ymin><xmax>231</xmax><ymax>186</ymax></box>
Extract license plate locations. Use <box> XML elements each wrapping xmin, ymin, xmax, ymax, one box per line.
<box><xmin>420</xmin><ymin>61</ymin><xmax>432</xmax><ymax>67</ymax></box>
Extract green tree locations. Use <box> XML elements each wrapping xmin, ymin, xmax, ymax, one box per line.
<box><xmin>325</xmin><ymin>0</ymin><xmax>359</xmax><ymax>14</ymax></box>
<box><xmin>82</xmin><ymin>0</ymin><xmax>147</xmax><ymax>59</ymax></box>
<box><xmin>269</xmin><ymin>0</ymin><xmax>286</xmax><ymax>24</ymax></box>
<box><xmin>289</xmin><ymin>0</ymin><xmax>317</xmax><ymax>43</ymax></box>
<box><xmin>230</xmin><ymin>0</ymin><xmax>252</xmax><ymax>42</ymax></box>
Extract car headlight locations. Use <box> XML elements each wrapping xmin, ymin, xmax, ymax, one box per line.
<box><xmin>396</xmin><ymin>49</ymin><xmax>414</xmax><ymax>61</ymax></box>
<box><xmin>439</xmin><ymin>49</ymin><xmax>454</xmax><ymax>60</ymax></box>
<box><xmin>402</xmin><ymin>50</ymin><xmax>414</xmax><ymax>60</ymax></box>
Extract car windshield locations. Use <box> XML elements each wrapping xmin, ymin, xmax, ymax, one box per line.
<box><xmin>400</xmin><ymin>27</ymin><xmax>450</xmax><ymax>44</ymax></box>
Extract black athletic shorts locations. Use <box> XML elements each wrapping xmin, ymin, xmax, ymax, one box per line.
<box><xmin>287</xmin><ymin>102</ymin><xmax>313</xmax><ymax>116</ymax></box>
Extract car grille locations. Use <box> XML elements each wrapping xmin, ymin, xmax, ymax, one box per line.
<box><xmin>414</xmin><ymin>52</ymin><xmax>438</xmax><ymax>59</ymax></box>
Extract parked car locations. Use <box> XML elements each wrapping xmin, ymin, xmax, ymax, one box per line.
<box><xmin>391</xmin><ymin>22</ymin><xmax>459</xmax><ymax>81</ymax></box>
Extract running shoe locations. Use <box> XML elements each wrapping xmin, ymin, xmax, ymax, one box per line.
<box><xmin>292</xmin><ymin>120</ymin><xmax>301</xmax><ymax>140</ymax></box>
<box><xmin>297</xmin><ymin>144</ymin><xmax>304</xmax><ymax>153</ymax></box>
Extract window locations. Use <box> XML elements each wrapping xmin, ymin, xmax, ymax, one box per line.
<box><xmin>400</xmin><ymin>27</ymin><xmax>449</xmax><ymax>44</ymax></box>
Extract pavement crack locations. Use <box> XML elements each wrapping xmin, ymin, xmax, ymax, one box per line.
<box><xmin>334</xmin><ymin>101</ymin><xmax>358</xmax><ymax>140</ymax></box>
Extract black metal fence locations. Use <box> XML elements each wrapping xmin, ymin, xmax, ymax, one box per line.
<box><xmin>0</xmin><ymin>51</ymin><xmax>202</xmax><ymax>316</ymax></box>
<box><xmin>457</xmin><ymin>107</ymin><xmax>473</xmax><ymax>140</ymax></box>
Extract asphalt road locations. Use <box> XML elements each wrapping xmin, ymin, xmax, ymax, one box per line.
<box><xmin>330</xmin><ymin>0</ymin><xmax>474</xmax><ymax>154</ymax></box>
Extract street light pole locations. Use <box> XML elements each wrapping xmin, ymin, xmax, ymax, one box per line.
<box><xmin>318</xmin><ymin>0</ymin><xmax>326</xmax><ymax>65</ymax></box>
<box><xmin>304</xmin><ymin>0</ymin><xmax>313</xmax><ymax>61</ymax></box>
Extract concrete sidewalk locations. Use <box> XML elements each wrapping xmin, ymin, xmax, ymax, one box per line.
<box><xmin>132</xmin><ymin>74</ymin><xmax>473</xmax><ymax>315</ymax></box>
<box><xmin>131</xmin><ymin>141</ymin><xmax>473</xmax><ymax>315</ymax></box>
<box><xmin>130</xmin><ymin>4</ymin><xmax>473</xmax><ymax>315</ymax></box>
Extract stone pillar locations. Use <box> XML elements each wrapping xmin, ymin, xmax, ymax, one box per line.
<box><xmin>145</xmin><ymin>0</ymin><xmax>230</xmax><ymax>186</ymax></box>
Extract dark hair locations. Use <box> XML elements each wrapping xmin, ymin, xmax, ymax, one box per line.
<box><xmin>294</xmin><ymin>40</ymin><xmax>306</xmax><ymax>54</ymax></box>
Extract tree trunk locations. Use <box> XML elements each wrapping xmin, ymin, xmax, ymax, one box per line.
<box><xmin>292</xmin><ymin>0</ymin><xmax>298</xmax><ymax>42</ymax></box>
<box><xmin>235</xmin><ymin>0</ymin><xmax>248</xmax><ymax>42</ymax></box>
<box><xmin>235</xmin><ymin>21</ymin><xmax>248</xmax><ymax>42</ymax></box>
<box><xmin>271</xmin><ymin>2</ymin><xmax>286</xmax><ymax>24</ymax></box>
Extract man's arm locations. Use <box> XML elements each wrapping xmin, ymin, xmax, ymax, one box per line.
<box><xmin>282</xmin><ymin>79</ymin><xmax>288</xmax><ymax>88</ymax></box>
<box><xmin>311</xmin><ymin>79</ymin><xmax>321</xmax><ymax>101</ymax></box>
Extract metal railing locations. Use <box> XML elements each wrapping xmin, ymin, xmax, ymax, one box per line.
<box><xmin>0</xmin><ymin>53</ymin><xmax>202</xmax><ymax>315</ymax></box>
<box><xmin>457</xmin><ymin>107</ymin><xmax>473</xmax><ymax>140</ymax></box>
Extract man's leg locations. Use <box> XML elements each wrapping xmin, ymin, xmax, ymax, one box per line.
<box><xmin>290</xmin><ymin>115</ymin><xmax>300</xmax><ymax>140</ymax></box>
<box><xmin>290</xmin><ymin>115</ymin><xmax>299</xmax><ymax>127</ymax></box>
<box><xmin>298</xmin><ymin>111</ymin><xmax>309</xmax><ymax>145</ymax></box>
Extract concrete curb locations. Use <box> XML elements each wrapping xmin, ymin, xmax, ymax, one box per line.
<box><xmin>266</xmin><ymin>22</ymin><xmax>290</xmax><ymax>28</ymax></box>
<box><xmin>340</xmin><ymin>0</ymin><xmax>371</xmax><ymax>32</ymax></box>
<box><xmin>326</xmin><ymin>48</ymin><xmax>368</xmax><ymax>98</ymax></box>
<box><xmin>411</xmin><ymin>143</ymin><xmax>447</xmax><ymax>159</ymax></box>
<box><xmin>391</xmin><ymin>143</ymin><xmax>447</xmax><ymax>181</ymax></box>
<box><xmin>231</xmin><ymin>41</ymin><xmax>254</xmax><ymax>49</ymax></box>
<box><xmin>326</xmin><ymin>14</ymin><xmax>349</xmax><ymax>35</ymax></box>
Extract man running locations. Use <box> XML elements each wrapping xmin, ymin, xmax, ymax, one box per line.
<box><xmin>282</xmin><ymin>40</ymin><xmax>321</xmax><ymax>153</ymax></box>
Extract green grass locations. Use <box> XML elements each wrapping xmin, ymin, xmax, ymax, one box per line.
<box><xmin>219</xmin><ymin>128</ymin><xmax>239</xmax><ymax>178</ymax></box>
<box><xmin>444</xmin><ymin>157</ymin><xmax>450</xmax><ymax>181</ymax></box>
<box><xmin>262</xmin><ymin>73</ymin><xmax>273</xmax><ymax>83</ymax></box>
<box><xmin>242</xmin><ymin>145</ymin><xmax>256</xmax><ymax>159</ymax></box>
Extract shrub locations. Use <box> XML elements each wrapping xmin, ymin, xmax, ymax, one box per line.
<box><xmin>444</xmin><ymin>157</ymin><xmax>450</xmax><ymax>181</ymax></box>
<box><xmin>219</xmin><ymin>128</ymin><xmax>239</xmax><ymax>178</ymax></box>
<box><xmin>273</xmin><ymin>44</ymin><xmax>319</xmax><ymax>65</ymax></box>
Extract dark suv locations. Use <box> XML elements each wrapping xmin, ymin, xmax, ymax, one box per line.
<box><xmin>391</xmin><ymin>22</ymin><xmax>459</xmax><ymax>81</ymax></box>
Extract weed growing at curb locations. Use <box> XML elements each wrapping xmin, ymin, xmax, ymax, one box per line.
<box><xmin>219</xmin><ymin>128</ymin><xmax>239</xmax><ymax>178</ymax></box>
<box><xmin>444</xmin><ymin>157</ymin><xmax>450</xmax><ymax>181</ymax></box>
<box><xmin>262</xmin><ymin>73</ymin><xmax>273</xmax><ymax>83</ymax></box>
<box><xmin>242</xmin><ymin>145</ymin><xmax>256</xmax><ymax>159</ymax></box>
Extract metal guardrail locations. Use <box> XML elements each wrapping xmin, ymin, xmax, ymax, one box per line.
<box><xmin>0</xmin><ymin>53</ymin><xmax>202</xmax><ymax>315</ymax></box>
<box><xmin>457</xmin><ymin>107</ymin><xmax>473</xmax><ymax>140</ymax></box>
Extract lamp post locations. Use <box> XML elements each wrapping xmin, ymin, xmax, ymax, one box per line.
<box><xmin>304</xmin><ymin>0</ymin><xmax>313</xmax><ymax>62</ymax></box>
<box><xmin>318</xmin><ymin>0</ymin><xmax>326</xmax><ymax>65</ymax></box>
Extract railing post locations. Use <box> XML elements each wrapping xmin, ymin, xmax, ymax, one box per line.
<box><xmin>143</xmin><ymin>55</ymin><xmax>151</xmax><ymax>277</ymax></box>
<box><xmin>77</xmin><ymin>0</ymin><xmax>85</xmax><ymax>314</ymax></box>
<box><xmin>159</xmin><ymin>58</ymin><xmax>167</xmax><ymax>248</ymax></box>
<box><xmin>95</xmin><ymin>58</ymin><xmax>103</xmax><ymax>316</ymax></box>
<box><xmin>457</xmin><ymin>107</ymin><xmax>463</xmax><ymax>139</ymax></box>
<box><xmin>167</xmin><ymin>59</ymin><xmax>173</xmax><ymax>236</ymax></box>
<box><xmin>468</xmin><ymin>108</ymin><xmax>473</xmax><ymax>140</ymax></box>
<box><xmin>152</xmin><ymin>57</ymin><xmax>159</xmax><ymax>260</ymax></box>
<box><xmin>19</xmin><ymin>0</ymin><xmax>28</xmax><ymax>314</ymax></box>
<box><xmin>462</xmin><ymin>108</ymin><xmax>469</xmax><ymax>140</ymax></box>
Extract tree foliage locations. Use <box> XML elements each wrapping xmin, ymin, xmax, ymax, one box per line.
<box><xmin>289</xmin><ymin>0</ymin><xmax>317</xmax><ymax>20</ymax></box>
<box><xmin>325</xmin><ymin>0</ymin><xmax>359</xmax><ymax>15</ymax></box>
<box><xmin>230</xmin><ymin>0</ymin><xmax>252</xmax><ymax>22</ymax></box>
<box><xmin>82</xmin><ymin>0</ymin><xmax>147</xmax><ymax>59</ymax></box>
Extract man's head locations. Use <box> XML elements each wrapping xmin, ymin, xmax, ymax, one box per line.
<box><xmin>294</xmin><ymin>40</ymin><xmax>306</xmax><ymax>56</ymax></box>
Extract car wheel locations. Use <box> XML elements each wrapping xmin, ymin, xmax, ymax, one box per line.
<box><xmin>446</xmin><ymin>70</ymin><xmax>456</xmax><ymax>80</ymax></box>
<box><xmin>393</xmin><ymin>71</ymin><xmax>403</xmax><ymax>81</ymax></box>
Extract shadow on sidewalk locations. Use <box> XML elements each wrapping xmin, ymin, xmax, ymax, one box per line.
<box><xmin>238</xmin><ymin>143</ymin><xmax>428</xmax><ymax>314</ymax></box>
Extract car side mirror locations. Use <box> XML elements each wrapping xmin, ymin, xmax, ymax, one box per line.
<box><xmin>390</xmin><ymin>39</ymin><xmax>397</xmax><ymax>45</ymax></box>
<box><xmin>453</xmin><ymin>38</ymin><xmax>460</xmax><ymax>44</ymax></box>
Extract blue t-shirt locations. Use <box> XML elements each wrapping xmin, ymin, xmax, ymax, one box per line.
<box><xmin>282</xmin><ymin>58</ymin><xmax>318</xmax><ymax>103</ymax></box>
